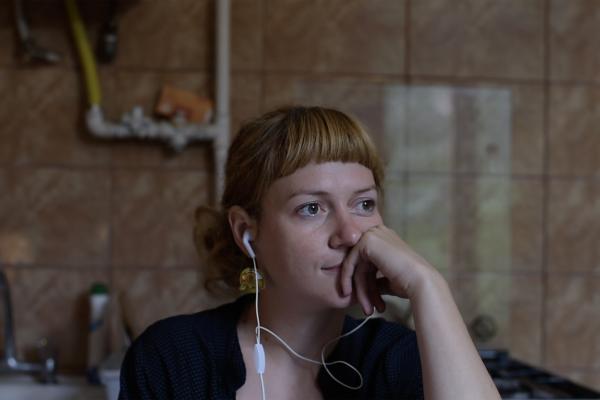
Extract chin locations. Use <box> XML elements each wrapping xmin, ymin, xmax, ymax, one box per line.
<box><xmin>324</xmin><ymin>288</ymin><xmax>354</xmax><ymax>310</ymax></box>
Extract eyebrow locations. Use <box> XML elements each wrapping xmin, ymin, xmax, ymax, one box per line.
<box><xmin>286</xmin><ymin>185</ymin><xmax>377</xmax><ymax>201</ymax></box>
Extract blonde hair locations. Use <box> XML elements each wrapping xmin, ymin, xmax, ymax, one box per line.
<box><xmin>195</xmin><ymin>106</ymin><xmax>384</xmax><ymax>293</ymax></box>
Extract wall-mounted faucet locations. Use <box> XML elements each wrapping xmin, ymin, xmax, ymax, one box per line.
<box><xmin>14</xmin><ymin>0</ymin><xmax>61</xmax><ymax>63</ymax></box>
<box><xmin>0</xmin><ymin>269</ymin><xmax>57</xmax><ymax>383</ymax></box>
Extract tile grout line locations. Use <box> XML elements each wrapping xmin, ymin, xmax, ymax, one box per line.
<box><xmin>2</xmin><ymin>164</ymin><xmax>598</xmax><ymax>181</ymax></box>
<box><xmin>1</xmin><ymin>164</ymin><xmax>598</xmax><ymax>180</ymax></box>
<box><xmin>259</xmin><ymin>0</ymin><xmax>267</xmax><ymax>113</ymax></box>
<box><xmin>402</xmin><ymin>0</ymin><xmax>411</xmax><ymax>239</ymax></box>
<box><xmin>540</xmin><ymin>0</ymin><xmax>551</xmax><ymax>368</ymax></box>
<box><xmin>404</xmin><ymin>0</ymin><xmax>411</xmax><ymax>83</ymax></box>
<box><xmin>107</xmin><ymin>167</ymin><xmax>116</xmax><ymax>352</ymax></box>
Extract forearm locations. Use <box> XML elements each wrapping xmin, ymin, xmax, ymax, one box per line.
<box><xmin>411</xmin><ymin>272</ymin><xmax>500</xmax><ymax>400</ymax></box>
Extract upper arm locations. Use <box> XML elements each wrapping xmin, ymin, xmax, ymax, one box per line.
<box><xmin>119</xmin><ymin>335</ymin><xmax>171</xmax><ymax>400</ymax></box>
<box><xmin>118</xmin><ymin>318</ymin><xmax>219</xmax><ymax>400</ymax></box>
<box><xmin>385</xmin><ymin>330</ymin><xmax>423</xmax><ymax>398</ymax></box>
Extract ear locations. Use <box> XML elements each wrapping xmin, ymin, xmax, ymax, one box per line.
<box><xmin>228</xmin><ymin>205</ymin><xmax>257</xmax><ymax>258</ymax></box>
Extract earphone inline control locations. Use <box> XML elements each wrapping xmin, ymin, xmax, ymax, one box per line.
<box><xmin>242</xmin><ymin>230</ymin><xmax>266</xmax><ymax>400</ymax></box>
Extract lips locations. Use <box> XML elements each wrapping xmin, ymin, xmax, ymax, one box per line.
<box><xmin>321</xmin><ymin>263</ymin><xmax>342</xmax><ymax>273</ymax></box>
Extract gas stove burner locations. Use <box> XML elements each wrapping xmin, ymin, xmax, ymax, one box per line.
<box><xmin>480</xmin><ymin>349</ymin><xmax>600</xmax><ymax>399</ymax></box>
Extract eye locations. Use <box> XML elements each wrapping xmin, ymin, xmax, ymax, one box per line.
<box><xmin>356</xmin><ymin>199</ymin><xmax>376</xmax><ymax>214</ymax></box>
<box><xmin>297</xmin><ymin>202</ymin><xmax>322</xmax><ymax>217</ymax></box>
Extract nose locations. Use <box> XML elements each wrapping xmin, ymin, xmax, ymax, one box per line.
<box><xmin>328</xmin><ymin>210</ymin><xmax>362</xmax><ymax>249</ymax></box>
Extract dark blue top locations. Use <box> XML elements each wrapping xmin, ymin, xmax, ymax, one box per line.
<box><xmin>119</xmin><ymin>295</ymin><xmax>423</xmax><ymax>399</ymax></box>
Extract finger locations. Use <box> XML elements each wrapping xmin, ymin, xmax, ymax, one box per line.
<box><xmin>366</xmin><ymin>263</ymin><xmax>385</xmax><ymax>313</ymax></box>
<box><xmin>340</xmin><ymin>244</ymin><xmax>360</xmax><ymax>297</ymax></box>
<box><xmin>353</xmin><ymin>260</ymin><xmax>373</xmax><ymax>315</ymax></box>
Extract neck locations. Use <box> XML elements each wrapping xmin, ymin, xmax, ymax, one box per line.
<box><xmin>241</xmin><ymin>292</ymin><xmax>346</xmax><ymax>361</ymax></box>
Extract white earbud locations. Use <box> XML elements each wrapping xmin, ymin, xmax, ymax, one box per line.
<box><xmin>242</xmin><ymin>230</ymin><xmax>255</xmax><ymax>259</ymax></box>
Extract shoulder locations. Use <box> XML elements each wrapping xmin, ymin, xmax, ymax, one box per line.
<box><xmin>129</xmin><ymin>295</ymin><xmax>249</xmax><ymax>360</ymax></box>
<box><xmin>144</xmin><ymin>299</ymin><xmax>240</xmax><ymax>342</ymax></box>
<box><xmin>119</xmin><ymin>296</ymin><xmax>249</xmax><ymax>399</ymax></box>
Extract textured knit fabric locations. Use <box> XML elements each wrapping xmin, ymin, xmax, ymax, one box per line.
<box><xmin>119</xmin><ymin>295</ymin><xmax>423</xmax><ymax>399</ymax></box>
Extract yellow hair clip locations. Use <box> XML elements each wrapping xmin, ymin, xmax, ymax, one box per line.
<box><xmin>239</xmin><ymin>267</ymin><xmax>265</xmax><ymax>293</ymax></box>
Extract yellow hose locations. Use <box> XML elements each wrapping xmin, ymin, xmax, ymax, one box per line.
<box><xmin>65</xmin><ymin>0</ymin><xmax>101</xmax><ymax>106</ymax></box>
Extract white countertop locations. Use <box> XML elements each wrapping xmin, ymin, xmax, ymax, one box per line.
<box><xmin>0</xmin><ymin>374</ymin><xmax>106</xmax><ymax>400</ymax></box>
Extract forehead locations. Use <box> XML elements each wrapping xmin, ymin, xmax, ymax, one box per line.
<box><xmin>265</xmin><ymin>162</ymin><xmax>376</xmax><ymax>203</ymax></box>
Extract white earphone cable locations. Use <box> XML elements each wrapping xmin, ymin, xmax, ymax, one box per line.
<box><xmin>251</xmin><ymin>257</ymin><xmax>266</xmax><ymax>400</ymax></box>
<box><xmin>253</xmin><ymin>257</ymin><xmax>261</xmax><ymax>344</ymax></box>
<box><xmin>250</xmin><ymin>253</ymin><xmax>375</xmax><ymax>397</ymax></box>
<box><xmin>259</xmin><ymin>312</ymin><xmax>375</xmax><ymax>390</ymax></box>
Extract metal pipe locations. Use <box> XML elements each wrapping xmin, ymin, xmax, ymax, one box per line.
<box><xmin>0</xmin><ymin>269</ymin><xmax>17</xmax><ymax>362</ymax></box>
<box><xmin>70</xmin><ymin>0</ymin><xmax>231</xmax><ymax>202</ymax></box>
<box><xmin>14</xmin><ymin>0</ymin><xmax>60</xmax><ymax>63</ymax></box>
<box><xmin>214</xmin><ymin>0</ymin><xmax>230</xmax><ymax>200</ymax></box>
<box><xmin>0</xmin><ymin>269</ymin><xmax>57</xmax><ymax>382</ymax></box>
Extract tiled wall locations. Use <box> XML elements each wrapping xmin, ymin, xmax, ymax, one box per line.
<box><xmin>0</xmin><ymin>0</ymin><xmax>598</xmax><ymax>390</ymax></box>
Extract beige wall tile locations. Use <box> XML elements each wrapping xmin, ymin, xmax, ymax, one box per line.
<box><xmin>406</xmin><ymin>85</ymin><xmax>514</xmax><ymax>174</ymax></box>
<box><xmin>262</xmin><ymin>75</ymin><xmax>385</xmax><ymax>148</ymax></box>
<box><xmin>110</xmin><ymin>169</ymin><xmax>210</xmax><ymax>268</ymax></box>
<box><xmin>114</xmin><ymin>0</ymin><xmax>211</xmax><ymax>70</ymax></box>
<box><xmin>382</xmin><ymin>175</ymin><xmax>407</xmax><ymax>239</ymax></box>
<box><xmin>510</xmin><ymin>84</ymin><xmax>544</xmax><ymax>174</ymax></box>
<box><xmin>547</xmin><ymin>179</ymin><xmax>600</xmax><ymax>272</ymax></box>
<box><xmin>113</xmin><ymin>268</ymin><xmax>232</xmax><ymax>339</ymax></box>
<box><xmin>545</xmin><ymin>367</ymin><xmax>600</xmax><ymax>393</ymax></box>
<box><xmin>511</xmin><ymin>178</ymin><xmax>544</xmax><ymax>272</ymax></box>
<box><xmin>549</xmin><ymin>85</ymin><xmax>600</xmax><ymax>176</ymax></box>
<box><xmin>0</xmin><ymin>167</ymin><xmax>110</xmax><ymax>266</ymax></box>
<box><xmin>550</xmin><ymin>0</ymin><xmax>600</xmax><ymax>82</ymax></box>
<box><xmin>0</xmin><ymin>68</ymin><xmax>110</xmax><ymax>166</ymax></box>
<box><xmin>545</xmin><ymin>273</ymin><xmax>600</xmax><ymax>369</ymax></box>
<box><xmin>230</xmin><ymin>72</ymin><xmax>263</xmax><ymax>134</ymax></box>
<box><xmin>404</xmin><ymin>176</ymin><xmax>542</xmax><ymax>273</ymax></box>
<box><xmin>411</xmin><ymin>0</ymin><xmax>544</xmax><ymax>80</ymax></box>
<box><xmin>405</xmin><ymin>83</ymin><xmax>541</xmax><ymax>175</ymax></box>
<box><xmin>0</xmin><ymin>70</ymin><xmax>17</xmax><ymax>162</ymax></box>
<box><xmin>404</xmin><ymin>175</ymin><xmax>452</xmax><ymax>272</ymax></box>
<box><xmin>1</xmin><ymin>266</ymin><xmax>110</xmax><ymax>371</ymax></box>
<box><xmin>380</xmin><ymin>85</ymin><xmax>409</xmax><ymax>172</ymax></box>
<box><xmin>265</xmin><ymin>0</ymin><xmax>405</xmax><ymax>74</ymax></box>
<box><xmin>232</xmin><ymin>0</ymin><xmax>264</xmax><ymax>72</ymax></box>
<box><xmin>454</xmin><ymin>272</ymin><xmax>543</xmax><ymax>365</ymax></box>
<box><xmin>405</xmin><ymin>80</ymin><xmax>545</xmax><ymax>175</ymax></box>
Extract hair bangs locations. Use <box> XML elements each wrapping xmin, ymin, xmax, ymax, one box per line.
<box><xmin>273</xmin><ymin>108</ymin><xmax>383</xmax><ymax>188</ymax></box>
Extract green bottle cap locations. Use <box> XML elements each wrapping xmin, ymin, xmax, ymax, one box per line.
<box><xmin>90</xmin><ymin>282</ymin><xmax>109</xmax><ymax>295</ymax></box>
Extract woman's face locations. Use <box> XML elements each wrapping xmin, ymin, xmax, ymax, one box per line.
<box><xmin>254</xmin><ymin>161</ymin><xmax>383</xmax><ymax>310</ymax></box>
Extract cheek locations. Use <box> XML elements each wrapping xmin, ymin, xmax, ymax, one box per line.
<box><xmin>257</xmin><ymin>219</ymin><xmax>324</xmax><ymax>268</ymax></box>
<box><xmin>368</xmin><ymin>210</ymin><xmax>384</xmax><ymax>228</ymax></box>
<box><xmin>269</xmin><ymin>224</ymin><xmax>318</xmax><ymax>258</ymax></box>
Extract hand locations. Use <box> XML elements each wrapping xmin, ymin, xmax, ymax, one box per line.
<box><xmin>340</xmin><ymin>225</ymin><xmax>438</xmax><ymax>315</ymax></box>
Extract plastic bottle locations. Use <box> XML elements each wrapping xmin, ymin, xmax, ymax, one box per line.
<box><xmin>86</xmin><ymin>282</ymin><xmax>109</xmax><ymax>384</ymax></box>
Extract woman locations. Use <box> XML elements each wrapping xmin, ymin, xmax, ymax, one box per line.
<box><xmin>119</xmin><ymin>106</ymin><xmax>500</xmax><ymax>399</ymax></box>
